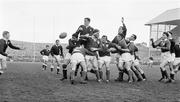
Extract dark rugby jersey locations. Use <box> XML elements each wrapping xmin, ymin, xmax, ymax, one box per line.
<box><xmin>174</xmin><ymin>44</ymin><xmax>180</xmax><ymax>57</ymax></box>
<box><xmin>72</xmin><ymin>25</ymin><xmax>94</xmax><ymax>38</ymax></box>
<box><xmin>159</xmin><ymin>40</ymin><xmax>171</xmax><ymax>52</ymax></box>
<box><xmin>50</xmin><ymin>45</ymin><xmax>63</xmax><ymax>56</ymax></box>
<box><xmin>66</xmin><ymin>39</ymin><xmax>80</xmax><ymax>54</ymax></box>
<box><xmin>111</xmin><ymin>35</ymin><xmax>128</xmax><ymax>54</ymax></box>
<box><xmin>98</xmin><ymin>41</ymin><xmax>111</xmax><ymax>57</ymax></box>
<box><xmin>40</xmin><ymin>49</ymin><xmax>50</xmax><ymax>56</ymax></box>
<box><xmin>84</xmin><ymin>37</ymin><xmax>100</xmax><ymax>56</ymax></box>
<box><xmin>152</xmin><ymin>39</ymin><xmax>171</xmax><ymax>52</ymax></box>
<box><xmin>0</xmin><ymin>39</ymin><xmax>20</xmax><ymax>56</ymax></box>
<box><xmin>127</xmin><ymin>41</ymin><xmax>138</xmax><ymax>55</ymax></box>
<box><xmin>169</xmin><ymin>38</ymin><xmax>175</xmax><ymax>53</ymax></box>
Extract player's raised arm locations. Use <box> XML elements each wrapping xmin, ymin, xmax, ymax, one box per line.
<box><xmin>121</xmin><ymin>17</ymin><xmax>127</xmax><ymax>38</ymax></box>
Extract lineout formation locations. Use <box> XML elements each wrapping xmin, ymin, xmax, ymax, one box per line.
<box><xmin>0</xmin><ymin>17</ymin><xmax>180</xmax><ymax>85</ymax></box>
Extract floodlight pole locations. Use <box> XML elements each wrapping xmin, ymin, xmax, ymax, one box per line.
<box><xmin>148</xmin><ymin>25</ymin><xmax>152</xmax><ymax>57</ymax></box>
<box><xmin>53</xmin><ymin>16</ymin><xmax>55</xmax><ymax>43</ymax></box>
<box><xmin>33</xmin><ymin>16</ymin><xmax>36</xmax><ymax>62</ymax></box>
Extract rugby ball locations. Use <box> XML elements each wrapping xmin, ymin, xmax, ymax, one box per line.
<box><xmin>59</xmin><ymin>32</ymin><xmax>67</xmax><ymax>39</ymax></box>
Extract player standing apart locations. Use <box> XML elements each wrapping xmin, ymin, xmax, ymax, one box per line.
<box><xmin>0</xmin><ymin>31</ymin><xmax>24</xmax><ymax>75</ymax></box>
<box><xmin>151</xmin><ymin>32</ymin><xmax>171</xmax><ymax>82</ymax></box>
<box><xmin>50</xmin><ymin>40</ymin><xmax>64</xmax><ymax>74</ymax></box>
<box><xmin>40</xmin><ymin>45</ymin><xmax>50</xmax><ymax>70</ymax></box>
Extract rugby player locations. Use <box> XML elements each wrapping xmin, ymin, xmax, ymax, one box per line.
<box><xmin>40</xmin><ymin>45</ymin><xmax>50</xmax><ymax>70</ymax></box>
<box><xmin>127</xmin><ymin>34</ymin><xmax>146</xmax><ymax>81</ymax></box>
<box><xmin>82</xmin><ymin>29</ymin><xmax>101</xmax><ymax>82</ymax></box>
<box><xmin>50</xmin><ymin>40</ymin><xmax>64</xmax><ymax>74</ymax></box>
<box><xmin>72</xmin><ymin>17</ymin><xmax>94</xmax><ymax>78</ymax></box>
<box><xmin>112</xmin><ymin>17</ymin><xmax>134</xmax><ymax>82</ymax></box>
<box><xmin>70</xmin><ymin>45</ymin><xmax>94</xmax><ymax>84</ymax></box>
<box><xmin>167</xmin><ymin>37</ymin><xmax>180</xmax><ymax>83</ymax></box>
<box><xmin>151</xmin><ymin>32</ymin><xmax>171</xmax><ymax>82</ymax></box>
<box><xmin>98</xmin><ymin>35</ymin><xmax>112</xmax><ymax>82</ymax></box>
<box><xmin>167</xmin><ymin>31</ymin><xmax>176</xmax><ymax>82</ymax></box>
<box><xmin>61</xmin><ymin>35</ymin><xmax>80</xmax><ymax>81</ymax></box>
<box><xmin>72</xmin><ymin>17</ymin><xmax>94</xmax><ymax>40</ymax></box>
<box><xmin>0</xmin><ymin>31</ymin><xmax>24</xmax><ymax>75</ymax></box>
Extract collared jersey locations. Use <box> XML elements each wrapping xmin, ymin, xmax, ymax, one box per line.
<box><xmin>72</xmin><ymin>25</ymin><xmax>94</xmax><ymax>38</ymax></box>
<box><xmin>98</xmin><ymin>41</ymin><xmax>111</xmax><ymax>57</ymax></box>
<box><xmin>50</xmin><ymin>45</ymin><xmax>63</xmax><ymax>56</ymax></box>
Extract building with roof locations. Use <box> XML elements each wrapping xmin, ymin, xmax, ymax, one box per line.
<box><xmin>145</xmin><ymin>8</ymin><xmax>180</xmax><ymax>56</ymax></box>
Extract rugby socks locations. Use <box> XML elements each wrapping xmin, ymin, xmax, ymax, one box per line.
<box><xmin>106</xmin><ymin>70</ymin><xmax>110</xmax><ymax>81</ymax></box>
<box><xmin>61</xmin><ymin>64</ymin><xmax>67</xmax><ymax>80</ymax></box>
<box><xmin>50</xmin><ymin>65</ymin><xmax>54</xmax><ymax>72</ymax></box>
<box><xmin>127</xmin><ymin>70</ymin><xmax>133</xmax><ymax>83</ymax></box>
<box><xmin>141</xmin><ymin>73</ymin><xmax>147</xmax><ymax>80</ymax></box>
<box><xmin>85</xmin><ymin>74</ymin><xmax>89</xmax><ymax>81</ymax></box>
<box><xmin>131</xmin><ymin>70</ymin><xmax>137</xmax><ymax>82</ymax></box>
<box><xmin>119</xmin><ymin>71</ymin><xmax>124</xmax><ymax>81</ymax></box>
<box><xmin>95</xmin><ymin>70</ymin><xmax>101</xmax><ymax>82</ymax></box>
<box><xmin>43</xmin><ymin>64</ymin><xmax>47</xmax><ymax>70</ymax></box>
<box><xmin>80</xmin><ymin>71</ymin><xmax>83</xmax><ymax>77</ymax></box>
<box><xmin>70</xmin><ymin>71</ymin><xmax>75</xmax><ymax>84</ymax></box>
<box><xmin>74</xmin><ymin>64</ymin><xmax>80</xmax><ymax>76</ymax></box>
<box><xmin>170</xmin><ymin>73</ymin><xmax>175</xmax><ymax>80</ymax></box>
<box><xmin>133</xmin><ymin>70</ymin><xmax>143</xmax><ymax>81</ymax></box>
<box><xmin>159</xmin><ymin>68</ymin><xmax>165</xmax><ymax>81</ymax></box>
<box><xmin>164</xmin><ymin>70</ymin><xmax>169</xmax><ymax>79</ymax></box>
<box><xmin>115</xmin><ymin>71</ymin><xmax>123</xmax><ymax>81</ymax></box>
<box><xmin>57</xmin><ymin>67</ymin><xmax>60</xmax><ymax>74</ymax></box>
<box><xmin>99</xmin><ymin>70</ymin><xmax>103</xmax><ymax>80</ymax></box>
<box><xmin>80</xmin><ymin>71</ymin><xmax>87</xmax><ymax>84</ymax></box>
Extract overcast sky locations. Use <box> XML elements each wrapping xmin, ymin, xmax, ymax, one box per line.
<box><xmin>0</xmin><ymin>0</ymin><xmax>179</xmax><ymax>44</ymax></box>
